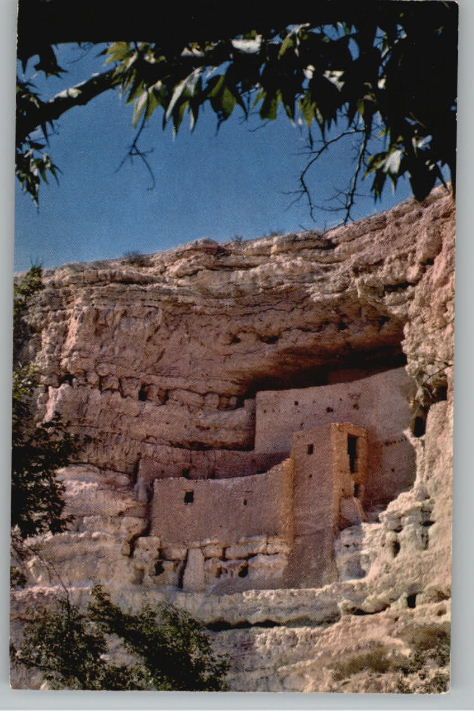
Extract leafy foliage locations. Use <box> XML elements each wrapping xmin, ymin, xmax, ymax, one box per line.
<box><xmin>13</xmin><ymin>586</ymin><xmax>229</xmax><ymax>690</ymax></box>
<box><xmin>11</xmin><ymin>594</ymin><xmax>148</xmax><ymax>690</ymax></box>
<box><xmin>11</xmin><ymin>381</ymin><xmax>75</xmax><ymax>539</ymax></box>
<box><xmin>16</xmin><ymin>82</ymin><xmax>60</xmax><ymax>205</ymax></box>
<box><xmin>15</xmin><ymin>2</ymin><xmax>457</xmax><ymax>218</ymax></box>
<box><xmin>107</xmin><ymin>9</ymin><xmax>456</xmax><ymax>210</ymax></box>
<box><xmin>12</xmin><ymin>263</ymin><xmax>43</xmax><ymax>363</ymax></box>
<box><xmin>11</xmin><ymin>267</ymin><xmax>75</xmax><ymax>547</ymax></box>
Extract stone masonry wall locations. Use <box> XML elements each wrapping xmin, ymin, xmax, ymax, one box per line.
<box><xmin>138</xmin><ymin>446</ymin><xmax>286</xmax><ymax>487</ymax></box>
<box><xmin>255</xmin><ymin>366</ymin><xmax>415</xmax><ymax>508</ymax></box>
<box><xmin>285</xmin><ymin>423</ymin><xmax>367</xmax><ymax>588</ymax></box>
<box><xmin>150</xmin><ymin>459</ymin><xmax>294</xmax><ymax>592</ymax></box>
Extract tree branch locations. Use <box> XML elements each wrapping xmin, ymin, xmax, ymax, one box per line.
<box><xmin>285</xmin><ymin>128</ymin><xmax>364</xmax><ymax>221</ymax></box>
<box><xmin>17</xmin><ymin>69</ymin><xmax>118</xmax><ymax>145</ymax></box>
<box><xmin>115</xmin><ymin>94</ymin><xmax>156</xmax><ymax>191</ymax></box>
<box><xmin>341</xmin><ymin>130</ymin><xmax>370</xmax><ymax>224</ymax></box>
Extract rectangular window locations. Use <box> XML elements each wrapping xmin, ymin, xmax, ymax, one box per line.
<box><xmin>347</xmin><ymin>435</ymin><xmax>358</xmax><ymax>473</ymax></box>
<box><xmin>184</xmin><ymin>490</ymin><xmax>194</xmax><ymax>504</ymax></box>
<box><xmin>307</xmin><ymin>443</ymin><xmax>314</xmax><ymax>455</ymax></box>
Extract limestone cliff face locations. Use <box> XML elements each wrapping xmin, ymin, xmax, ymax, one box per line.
<box><xmin>29</xmin><ymin>186</ymin><xmax>453</xmax><ymax>472</ymax></box>
<box><xmin>12</xmin><ymin>187</ymin><xmax>455</xmax><ymax>691</ymax></box>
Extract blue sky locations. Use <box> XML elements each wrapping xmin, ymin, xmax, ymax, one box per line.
<box><xmin>15</xmin><ymin>44</ymin><xmax>412</xmax><ymax>271</ymax></box>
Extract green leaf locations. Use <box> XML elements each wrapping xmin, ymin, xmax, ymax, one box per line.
<box><xmin>278</xmin><ymin>34</ymin><xmax>294</xmax><ymax>58</ymax></box>
<box><xmin>133</xmin><ymin>91</ymin><xmax>149</xmax><ymax>126</ymax></box>
<box><xmin>300</xmin><ymin>94</ymin><xmax>315</xmax><ymax>125</ymax></box>
<box><xmin>260</xmin><ymin>91</ymin><xmax>280</xmax><ymax>120</ymax></box>
<box><xmin>172</xmin><ymin>100</ymin><xmax>189</xmax><ymax>134</ymax></box>
<box><xmin>165</xmin><ymin>78</ymin><xmax>188</xmax><ymax>122</ymax></box>
<box><xmin>106</xmin><ymin>42</ymin><xmax>132</xmax><ymax>64</ymax></box>
<box><xmin>283</xmin><ymin>98</ymin><xmax>295</xmax><ymax>121</ymax></box>
<box><xmin>383</xmin><ymin>148</ymin><xmax>403</xmax><ymax>175</ymax></box>
<box><xmin>371</xmin><ymin>170</ymin><xmax>387</xmax><ymax>200</ymax></box>
<box><xmin>189</xmin><ymin>101</ymin><xmax>200</xmax><ymax>131</ymax></box>
<box><xmin>206</xmin><ymin>74</ymin><xmax>226</xmax><ymax>98</ymax></box>
<box><xmin>221</xmin><ymin>86</ymin><xmax>236</xmax><ymax>116</ymax></box>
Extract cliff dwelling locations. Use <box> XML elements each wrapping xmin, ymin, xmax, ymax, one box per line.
<box><xmin>138</xmin><ymin>366</ymin><xmax>416</xmax><ymax>593</ymax></box>
<box><xmin>11</xmin><ymin>189</ymin><xmax>454</xmax><ymax>693</ymax></box>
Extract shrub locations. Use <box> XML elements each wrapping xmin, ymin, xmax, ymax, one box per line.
<box><xmin>400</xmin><ymin>625</ymin><xmax>450</xmax><ymax>673</ymax></box>
<box><xmin>121</xmin><ymin>250</ymin><xmax>151</xmax><ymax>267</ymax></box>
<box><xmin>329</xmin><ymin>624</ymin><xmax>450</xmax><ymax>693</ymax></box>
<box><xmin>331</xmin><ymin>643</ymin><xmax>392</xmax><ymax>681</ymax></box>
<box><xmin>12</xmin><ymin>586</ymin><xmax>229</xmax><ymax>691</ymax></box>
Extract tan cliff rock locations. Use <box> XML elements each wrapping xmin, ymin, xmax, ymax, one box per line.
<box><xmin>11</xmin><ymin>186</ymin><xmax>454</xmax><ymax>692</ymax></box>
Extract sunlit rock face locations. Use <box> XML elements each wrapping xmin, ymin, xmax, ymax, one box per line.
<box><xmin>12</xmin><ymin>187</ymin><xmax>454</xmax><ymax>691</ymax></box>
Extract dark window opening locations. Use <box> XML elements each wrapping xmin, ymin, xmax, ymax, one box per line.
<box><xmin>59</xmin><ymin>373</ymin><xmax>74</xmax><ymax>386</ymax></box>
<box><xmin>392</xmin><ymin>540</ymin><xmax>401</xmax><ymax>557</ymax></box>
<box><xmin>294</xmin><ymin>400</ymin><xmax>299</xmax><ymax>406</ymax></box>
<box><xmin>138</xmin><ymin>384</ymin><xmax>148</xmax><ymax>401</ymax></box>
<box><xmin>433</xmin><ymin>383</ymin><xmax>448</xmax><ymax>403</ymax></box>
<box><xmin>347</xmin><ymin>435</ymin><xmax>358</xmax><ymax>473</ymax></box>
<box><xmin>182</xmin><ymin>468</ymin><xmax>190</xmax><ymax>479</ymax></box>
<box><xmin>307</xmin><ymin>443</ymin><xmax>314</xmax><ymax>455</ymax></box>
<box><xmin>407</xmin><ymin>593</ymin><xmax>417</xmax><ymax>609</ymax></box>
<box><xmin>243</xmin><ymin>499</ymin><xmax>247</xmax><ymax>506</ymax></box>
<box><xmin>154</xmin><ymin>561</ymin><xmax>165</xmax><ymax>576</ymax></box>
<box><xmin>238</xmin><ymin>566</ymin><xmax>248</xmax><ymax>578</ymax></box>
<box><xmin>412</xmin><ymin>415</ymin><xmax>426</xmax><ymax>438</ymax></box>
<box><xmin>326</xmin><ymin>407</ymin><xmax>334</xmax><ymax>413</ymax></box>
<box><xmin>184</xmin><ymin>490</ymin><xmax>194</xmax><ymax>504</ymax></box>
<box><xmin>354</xmin><ymin>483</ymin><xmax>362</xmax><ymax>498</ymax></box>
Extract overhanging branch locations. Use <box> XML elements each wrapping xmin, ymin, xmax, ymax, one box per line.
<box><xmin>17</xmin><ymin>69</ymin><xmax>118</xmax><ymax>145</ymax></box>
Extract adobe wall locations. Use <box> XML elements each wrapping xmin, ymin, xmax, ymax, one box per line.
<box><xmin>149</xmin><ymin>460</ymin><xmax>294</xmax><ymax>592</ymax></box>
<box><xmin>151</xmin><ymin>461</ymin><xmax>293</xmax><ymax>545</ymax></box>
<box><xmin>286</xmin><ymin>423</ymin><xmax>367</xmax><ymax>588</ymax></box>
<box><xmin>138</xmin><ymin>446</ymin><xmax>286</xmax><ymax>488</ymax></box>
<box><xmin>255</xmin><ymin>367</ymin><xmax>415</xmax><ymax>508</ymax></box>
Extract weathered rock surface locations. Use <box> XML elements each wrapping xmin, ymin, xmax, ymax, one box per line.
<box><xmin>11</xmin><ymin>187</ymin><xmax>455</xmax><ymax>692</ymax></box>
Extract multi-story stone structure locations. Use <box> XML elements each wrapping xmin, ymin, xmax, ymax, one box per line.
<box><xmin>137</xmin><ymin>366</ymin><xmax>413</xmax><ymax>592</ymax></box>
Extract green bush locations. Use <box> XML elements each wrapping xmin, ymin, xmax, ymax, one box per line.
<box><xmin>12</xmin><ymin>586</ymin><xmax>229</xmax><ymax>691</ymax></box>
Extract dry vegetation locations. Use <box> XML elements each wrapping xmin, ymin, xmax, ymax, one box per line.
<box><xmin>328</xmin><ymin>625</ymin><xmax>450</xmax><ymax>694</ymax></box>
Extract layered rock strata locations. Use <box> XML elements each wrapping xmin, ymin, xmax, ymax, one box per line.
<box><xmin>11</xmin><ymin>187</ymin><xmax>455</xmax><ymax>691</ymax></box>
